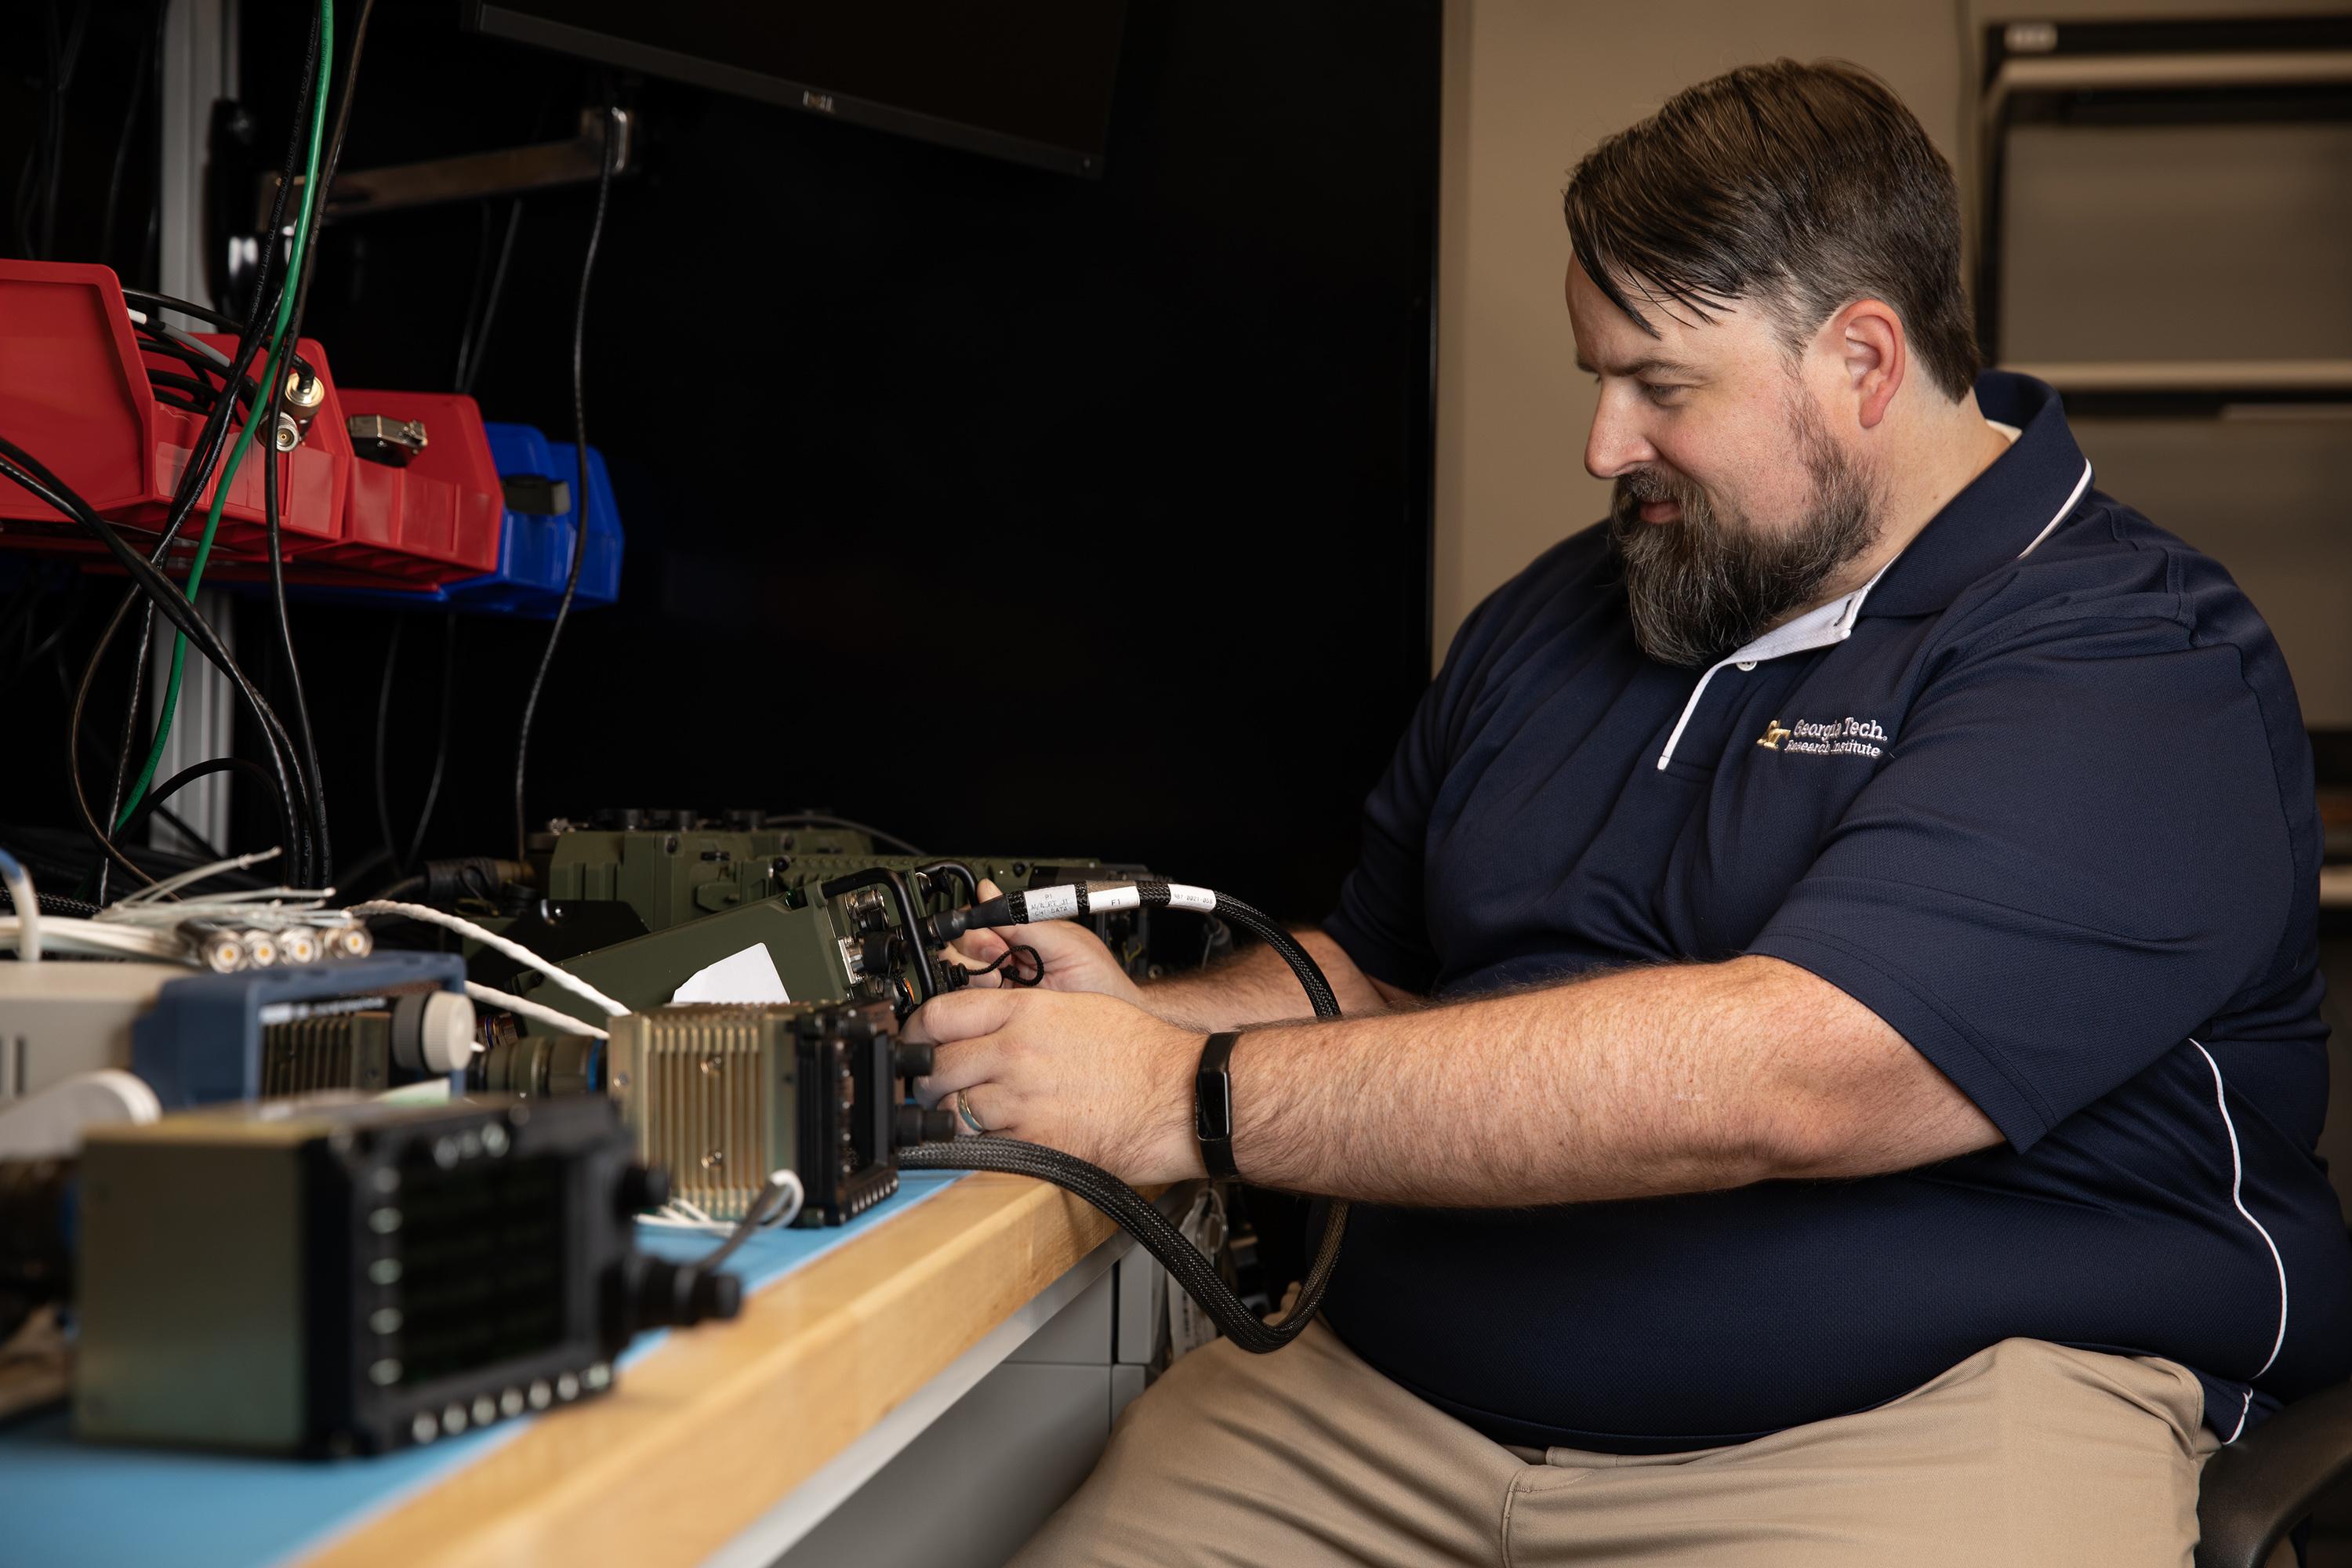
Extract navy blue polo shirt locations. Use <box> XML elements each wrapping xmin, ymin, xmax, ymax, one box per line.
<box><xmin>1321</xmin><ymin>371</ymin><xmax>2350</xmax><ymax>1452</ymax></box>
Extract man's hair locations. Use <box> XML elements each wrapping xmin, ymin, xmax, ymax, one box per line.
<box><xmin>1563</xmin><ymin>60</ymin><xmax>1980</xmax><ymax>400</ymax></box>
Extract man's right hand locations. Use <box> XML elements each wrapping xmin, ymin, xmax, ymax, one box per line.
<box><xmin>945</xmin><ymin>878</ymin><xmax>1145</xmax><ymax>1006</ymax></box>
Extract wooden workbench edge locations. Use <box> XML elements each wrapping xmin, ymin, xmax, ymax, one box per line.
<box><xmin>298</xmin><ymin>1173</ymin><xmax>1121</xmax><ymax>1568</ymax></box>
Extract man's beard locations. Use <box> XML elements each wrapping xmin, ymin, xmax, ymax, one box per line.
<box><xmin>1606</xmin><ymin>398</ymin><xmax>1882</xmax><ymax>669</ymax></box>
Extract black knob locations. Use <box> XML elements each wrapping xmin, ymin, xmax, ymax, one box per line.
<box><xmin>894</xmin><ymin>1040</ymin><xmax>935</xmax><ymax>1078</ymax></box>
<box><xmin>618</xmin><ymin>1163</ymin><xmax>671</xmax><ymax>1217</ymax></box>
<box><xmin>894</xmin><ymin>1105</ymin><xmax>957</xmax><ymax>1147</ymax></box>
<box><xmin>629</xmin><ymin>1254</ymin><xmax>742</xmax><ymax>1328</ymax></box>
<box><xmin>694</xmin><ymin>1270</ymin><xmax>743</xmax><ymax>1323</ymax></box>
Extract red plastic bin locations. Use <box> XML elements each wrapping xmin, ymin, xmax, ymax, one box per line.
<box><xmin>317</xmin><ymin>390</ymin><xmax>505</xmax><ymax>584</ymax></box>
<box><xmin>0</xmin><ymin>259</ymin><xmax>350</xmax><ymax>561</ymax></box>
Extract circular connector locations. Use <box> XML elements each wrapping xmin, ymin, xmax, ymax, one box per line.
<box><xmin>283</xmin><ymin>368</ymin><xmax>326</xmax><ymax>416</ymax></box>
<box><xmin>276</xmin><ymin>927</ymin><xmax>320</xmax><ymax>964</ymax></box>
<box><xmin>238</xmin><ymin>929</ymin><xmax>278</xmax><ymax>967</ymax></box>
<box><xmin>392</xmin><ymin>991</ymin><xmax>478</xmax><ymax>1075</ymax></box>
<box><xmin>333</xmin><ymin>923</ymin><xmax>373</xmax><ymax>959</ymax></box>
<box><xmin>273</xmin><ymin>412</ymin><xmax>302</xmax><ymax>452</ymax></box>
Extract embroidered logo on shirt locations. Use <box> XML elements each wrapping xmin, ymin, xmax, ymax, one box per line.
<box><xmin>1764</xmin><ymin>717</ymin><xmax>1887</xmax><ymax>758</ymax></box>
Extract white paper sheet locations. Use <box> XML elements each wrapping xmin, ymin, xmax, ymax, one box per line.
<box><xmin>670</xmin><ymin>944</ymin><xmax>791</xmax><ymax>1005</ymax></box>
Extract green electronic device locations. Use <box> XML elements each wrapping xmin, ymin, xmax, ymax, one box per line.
<box><xmin>481</xmin><ymin>826</ymin><xmax>1160</xmax><ymax>1043</ymax></box>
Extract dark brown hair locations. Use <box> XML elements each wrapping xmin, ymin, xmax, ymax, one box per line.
<box><xmin>1563</xmin><ymin>60</ymin><xmax>1980</xmax><ymax>400</ymax></box>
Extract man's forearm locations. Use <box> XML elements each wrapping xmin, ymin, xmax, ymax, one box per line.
<box><xmin>1141</xmin><ymin>928</ymin><xmax>1398</xmax><ymax>1030</ymax></box>
<box><xmin>1225</xmin><ymin>956</ymin><xmax>1999</xmax><ymax>1207</ymax></box>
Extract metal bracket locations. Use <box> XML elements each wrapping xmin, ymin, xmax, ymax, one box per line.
<box><xmin>257</xmin><ymin>107</ymin><xmax>633</xmax><ymax>227</ymax></box>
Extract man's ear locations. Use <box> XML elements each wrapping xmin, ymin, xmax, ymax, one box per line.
<box><xmin>1829</xmin><ymin>298</ymin><xmax>1905</xmax><ymax>431</ymax></box>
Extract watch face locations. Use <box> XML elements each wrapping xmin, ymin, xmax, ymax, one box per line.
<box><xmin>1195</xmin><ymin>1075</ymin><xmax>1232</xmax><ymax>1140</ymax></box>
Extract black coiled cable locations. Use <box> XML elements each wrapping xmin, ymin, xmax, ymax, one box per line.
<box><xmin>898</xmin><ymin>1138</ymin><xmax>1344</xmax><ymax>1353</ymax></box>
<box><xmin>909</xmin><ymin>879</ymin><xmax>1348</xmax><ymax>1353</ymax></box>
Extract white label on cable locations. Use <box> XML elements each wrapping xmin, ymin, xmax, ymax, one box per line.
<box><xmin>1167</xmin><ymin>884</ymin><xmax>1218</xmax><ymax>913</ymax></box>
<box><xmin>1024</xmin><ymin>886</ymin><xmax>1082</xmax><ymax>922</ymax></box>
<box><xmin>1084</xmin><ymin>883</ymin><xmax>1142</xmax><ymax>913</ymax></box>
<box><xmin>670</xmin><ymin>945</ymin><xmax>790</xmax><ymax>1006</ymax></box>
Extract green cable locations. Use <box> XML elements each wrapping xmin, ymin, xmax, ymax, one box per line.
<box><xmin>116</xmin><ymin>0</ymin><xmax>332</xmax><ymax>832</ymax></box>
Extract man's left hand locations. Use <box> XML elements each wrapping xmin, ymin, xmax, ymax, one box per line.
<box><xmin>904</xmin><ymin>989</ymin><xmax>1208</xmax><ymax>1185</ymax></box>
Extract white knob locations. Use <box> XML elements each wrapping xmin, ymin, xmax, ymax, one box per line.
<box><xmin>417</xmin><ymin>991</ymin><xmax>478</xmax><ymax>1075</ymax></box>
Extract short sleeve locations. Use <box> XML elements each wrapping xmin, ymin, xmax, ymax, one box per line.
<box><xmin>1749</xmin><ymin>614</ymin><xmax>2296</xmax><ymax>1149</ymax></box>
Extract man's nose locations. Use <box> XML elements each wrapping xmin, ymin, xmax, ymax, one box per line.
<box><xmin>1584</xmin><ymin>397</ymin><xmax>1655</xmax><ymax>481</ymax></box>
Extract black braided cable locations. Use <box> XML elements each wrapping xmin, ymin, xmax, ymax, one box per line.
<box><xmin>1203</xmin><ymin>895</ymin><xmax>1340</xmax><ymax>1020</ymax></box>
<box><xmin>911</xmin><ymin>877</ymin><xmax>1350</xmax><ymax>1352</ymax></box>
<box><xmin>898</xmin><ymin>1140</ymin><xmax>1344</xmax><ymax>1354</ymax></box>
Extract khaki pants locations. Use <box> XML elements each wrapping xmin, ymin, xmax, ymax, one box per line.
<box><xmin>1011</xmin><ymin>1321</ymin><xmax>2221</xmax><ymax>1566</ymax></box>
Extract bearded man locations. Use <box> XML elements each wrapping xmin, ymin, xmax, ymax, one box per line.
<box><xmin>909</xmin><ymin>59</ymin><xmax>2350</xmax><ymax>1566</ymax></box>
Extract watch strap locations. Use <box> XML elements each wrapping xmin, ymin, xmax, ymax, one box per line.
<box><xmin>1194</xmin><ymin>1030</ymin><xmax>1242</xmax><ymax>1181</ymax></box>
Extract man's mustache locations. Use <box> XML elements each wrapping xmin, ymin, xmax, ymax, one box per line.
<box><xmin>1616</xmin><ymin>468</ymin><xmax>1697</xmax><ymax>509</ymax></box>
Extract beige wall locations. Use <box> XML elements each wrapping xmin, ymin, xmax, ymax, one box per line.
<box><xmin>1433</xmin><ymin>0</ymin><xmax>2352</xmax><ymax>668</ymax></box>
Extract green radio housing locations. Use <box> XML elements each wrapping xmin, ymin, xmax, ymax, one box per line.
<box><xmin>488</xmin><ymin>829</ymin><xmax>1156</xmax><ymax>1040</ymax></box>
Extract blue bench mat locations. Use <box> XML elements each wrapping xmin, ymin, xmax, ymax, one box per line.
<box><xmin>0</xmin><ymin>1172</ymin><xmax>966</xmax><ymax>1568</ymax></box>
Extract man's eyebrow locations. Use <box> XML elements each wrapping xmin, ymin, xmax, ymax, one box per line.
<box><xmin>1573</xmin><ymin>354</ymin><xmax>1700</xmax><ymax>378</ymax></box>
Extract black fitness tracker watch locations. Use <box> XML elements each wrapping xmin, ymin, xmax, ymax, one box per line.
<box><xmin>1195</xmin><ymin>1030</ymin><xmax>1242</xmax><ymax>1180</ymax></box>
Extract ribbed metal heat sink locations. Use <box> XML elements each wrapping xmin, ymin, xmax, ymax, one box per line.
<box><xmin>625</xmin><ymin>1009</ymin><xmax>779</xmax><ymax>1221</ymax></box>
<box><xmin>260</xmin><ymin>1012</ymin><xmax>393</xmax><ymax>1097</ymax></box>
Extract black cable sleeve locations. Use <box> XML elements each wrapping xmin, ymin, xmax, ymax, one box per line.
<box><xmin>62</xmin><ymin>625</ymin><xmax>230</xmax><ymax>877</ymax></box>
<box><xmin>140</xmin><ymin>370</ymin><xmax>220</xmax><ymax>408</ymax></box>
<box><xmin>0</xmin><ymin>880</ymin><xmax>102</xmax><ymax>921</ymax></box>
<box><xmin>119</xmin><ymin>289</ymin><xmax>318</xmax><ymax>387</ymax></box>
<box><xmin>69</xmin><ymin>590</ymin><xmax>163</xmax><ymax>891</ymax></box>
<box><xmin>133</xmin><ymin>332</ymin><xmax>261</xmax><ymax>410</ymax></box>
<box><xmin>1205</xmin><ymin>895</ymin><xmax>1341</xmax><ymax>1022</ymax></box>
<box><xmin>33</xmin><ymin>891</ymin><xmax>101</xmax><ymax>919</ymax></box>
<box><xmin>0</xmin><ymin>447</ymin><xmax>306</xmax><ymax>882</ymax></box>
<box><xmin>117</xmin><ymin>757</ymin><xmax>294</xmax><ymax>860</ymax></box>
<box><xmin>908</xmin><ymin>876</ymin><xmax>1349</xmax><ymax>1352</ymax></box>
<box><xmin>265</xmin><ymin>0</ymin><xmax>376</xmax><ymax>887</ymax></box>
<box><xmin>263</xmin><ymin>361</ymin><xmax>328</xmax><ymax>886</ymax></box>
<box><xmin>94</xmin><ymin>127</ymin><xmax>307</xmax><ymax>897</ymax></box>
<box><xmin>279</xmin><ymin>0</ymin><xmax>375</xmax><ymax>349</ymax></box>
<box><xmin>78</xmin><ymin>12</ymin><xmax>321</xmax><ymax>890</ymax></box>
<box><xmin>95</xmin><ymin>595</ymin><xmax>158</xmax><ymax>902</ymax></box>
<box><xmin>455</xmin><ymin>198</ymin><xmax>524</xmax><ymax>397</ymax></box>
<box><xmin>513</xmin><ymin>103</ymin><xmax>615</xmax><ymax>859</ymax></box>
<box><xmin>898</xmin><ymin>1142</ymin><xmax>1345</xmax><ymax>1355</ymax></box>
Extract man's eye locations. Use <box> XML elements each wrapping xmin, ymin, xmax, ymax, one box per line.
<box><xmin>1640</xmin><ymin>382</ymin><xmax>1686</xmax><ymax>405</ymax></box>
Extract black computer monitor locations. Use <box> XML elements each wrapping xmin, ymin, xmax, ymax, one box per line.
<box><xmin>465</xmin><ymin>1</ymin><xmax>1128</xmax><ymax>177</ymax></box>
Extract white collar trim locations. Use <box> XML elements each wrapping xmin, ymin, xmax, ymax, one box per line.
<box><xmin>1653</xmin><ymin>564</ymin><xmax>1886</xmax><ymax>771</ymax></box>
<box><xmin>1650</xmin><ymin>456</ymin><xmax>2091</xmax><ymax>771</ymax></box>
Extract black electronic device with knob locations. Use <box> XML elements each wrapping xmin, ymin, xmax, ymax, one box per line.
<box><xmin>46</xmin><ymin>1094</ymin><xmax>739</xmax><ymax>1456</ymax></box>
<box><xmin>607</xmin><ymin>997</ymin><xmax>955</xmax><ymax>1226</ymax></box>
